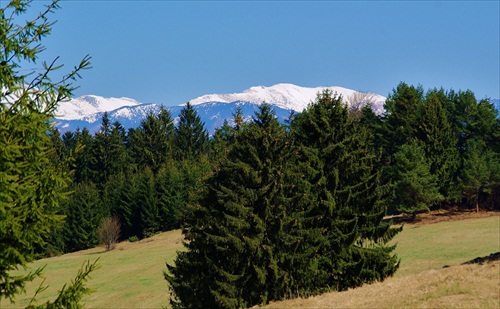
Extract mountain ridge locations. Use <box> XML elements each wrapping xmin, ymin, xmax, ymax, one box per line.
<box><xmin>52</xmin><ymin>84</ymin><xmax>500</xmax><ymax>135</ymax></box>
<box><xmin>53</xmin><ymin>83</ymin><xmax>387</xmax><ymax>134</ymax></box>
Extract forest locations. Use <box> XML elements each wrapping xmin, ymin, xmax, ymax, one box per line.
<box><xmin>43</xmin><ymin>84</ymin><xmax>500</xmax><ymax>255</ymax></box>
<box><xmin>1</xmin><ymin>0</ymin><xmax>499</xmax><ymax>307</ymax></box>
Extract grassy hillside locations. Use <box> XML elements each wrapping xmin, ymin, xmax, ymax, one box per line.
<box><xmin>392</xmin><ymin>214</ymin><xmax>500</xmax><ymax>277</ymax></box>
<box><xmin>264</xmin><ymin>214</ymin><xmax>500</xmax><ymax>308</ymax></box>
<box><xmin>1</xmin><ymin>230</ymin><xmax>184</xmax><ymax>308</ymax></box>
<box><xmin>262</xmin><ymin>260</ymin><xmax>499</xmax><ymax>308</ymax></box>
<box><xmin>2</xmin><ymin>214</ymin><xmax>498</xmax><ymax>308</ymax></box>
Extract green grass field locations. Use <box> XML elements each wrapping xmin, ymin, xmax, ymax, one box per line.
<box><xmin>2</xmin><ymin>215</ymin><xmax>499</xmax><ymax>308</ymax></box>
<box><xmin>391</xmin><ymin>215</ymin><xmax>500</xmax><ymax>277</ymax></box>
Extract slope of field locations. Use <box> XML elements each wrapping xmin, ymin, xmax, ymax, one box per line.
<box><xmin>1</xmin><ymin>230</ymin><xmax>184</xmax><ymax>308</ymax></box>
<box><xmin>262</xmin><ymin>260</ymin><xmax>499</xmax><ymax>308</ymax></box>
<box><xmin>2</xmin><ymin>214</ymin><xmax>499</xmax><ymax>308</ymax></box>
<box><xmin>263</xmin><ymin>214</ymin><xmax>500</xmax><ymax>308</ymax></box>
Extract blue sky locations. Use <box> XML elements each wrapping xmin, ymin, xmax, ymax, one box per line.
<box><xmin>22</xmin><ymin>0</ymin><xmax>500</xmax><ymax>105</ymax></box>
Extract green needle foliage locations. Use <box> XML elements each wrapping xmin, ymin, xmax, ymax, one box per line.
<box><xmin>175</xmin><ymin>102</ymin><xmax>209</xmax><ymax>161</ymax></box>
<box><xmin>166</xmin><ymin>98</ymin><xmax>400</xmax><ymax>308</ymax></box>
<box><xmin>1</xmin><ymin>0</ymin><xmax>96</xmax><ymax>305</ymax></box>
<box><xmin>291</xmin><ymin>90</ymin><xmax>400</xmax><ymax>291</ymax></box>
<box><xmin>166</xmin><ymin>104</ymin><xmax>314</xmax><ymax>308</ymax></box>
<box><xmin>388</xmin><ymin>142</ymin><xmax>443</xmax><ymax>218</ymax></box>
<box><xmin>26</xmin><ymin>259</ymin><xmax>100</xmax><ymax>309</ymax></box>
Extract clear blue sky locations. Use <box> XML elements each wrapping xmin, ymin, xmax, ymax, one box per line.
<box><xmin>23</xmin><ymin>0</ymin><xmax>500</xmax><ymax>105</ymax></box>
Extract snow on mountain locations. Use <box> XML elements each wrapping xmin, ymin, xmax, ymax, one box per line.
<box><xmin>190</xmin><ymin>83</ymin><xmax>386</xmax><ymax>113</ymax></box>
<box><xmin>53</xmin><ymin>101</ymin><xmax>292</xmax><ymax>135</ymax></box>
<box><xmin>52</xmin><ymin>103</ymin><xmax>159</xmax><ymax>134</ymax></box>
<box><xmin>55</xmin><ymin>95</ymin><xmax>142</xmax><ymax>120</ymax></box>
<box><xmin>52</xmin><ymin>84</ymin><xmax>388</xmax><ymax>135</ymax></box>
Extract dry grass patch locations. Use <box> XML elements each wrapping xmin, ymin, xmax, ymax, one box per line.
<box><xmin>263</xmin><ymin>260</ymin><xmax>500</xmax><ymax>308</ymax></box>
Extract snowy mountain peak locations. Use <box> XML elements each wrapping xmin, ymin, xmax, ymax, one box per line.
<box><xmin>56</xmin><ymin>95</ymin><xmax>142</xmax><ymax>120</ymax></box>
<box><xmin>53</xmin><ymin>83</ymin><xmax>390</xmax><ymax>134</ymax></box>
<box><xmin>189</xmin><ymin>83</ymin><xmax>386</xmax><ymax>112</ymax></box>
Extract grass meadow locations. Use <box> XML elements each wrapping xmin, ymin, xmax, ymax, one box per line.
<box><xmin>2</xmin><ymin>214</ymin><xmax>499</xmax><ymax>308</ymax></box>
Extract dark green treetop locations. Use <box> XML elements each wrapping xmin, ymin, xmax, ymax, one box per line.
<box><xmin>175</xmin><ymin>102</ymin><xmax>209</xmax><ymax>161</ymax></box>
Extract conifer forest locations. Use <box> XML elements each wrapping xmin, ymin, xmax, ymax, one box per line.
<box><xmin>1</xmin><ymin>1</ymin><xmax>499</xmax><ymax>308</ymax></box>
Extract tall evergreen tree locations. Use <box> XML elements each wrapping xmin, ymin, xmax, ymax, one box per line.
<box><xmin>461</xmin><ymin>139</ymin><xmax>500</xmax><ymax>212</ymax></box>
<box><xmin>416</xmin><ymin>90</ymin><xmax>460</xmax><ymax>202</ymax></box>
<box><xmin>73</xmin><ymin>128</ymin><xmax>97</xmax><ymax>184</ymax></box>
<box><xmin>93</xmin><ymin>112</ymin><xmax>114</xmax><ymax>186</ymax></box>
<box><xmin>117</xmin><ymin>171</ymin><xmax>142</xmax><ymax>239</ymax></box>
<box><xmin>387</xmin><ymin>142</ymin><xmax>443</xmax><ymax>218</ymax></box>
<box><xmin>48</xmin><ymin>127</ymin><xmax>66</xmax><ymax>165</ymax></box>
<box><xmin>175</xmin><ymin>102</ymin><xmax>209</xmax><ymax>161</ymax></box>
<box><xmin>209</xmin><ymin>106</ymin><xmax>246</xmax><ymax>164</ymax></box>
<box><xmin>138</xmin><ymin>168</ymin><xmax>161</xmax><ymax>237</ymax></box>
<box><xmin>166</xmin><ymin>104</ymin><xmax>314</xmax><ymax>307</ymax></box>
<box><xmin>131</xmin><ymin>107</ymin><xmax>175</xmax><ymax>172</ymax></box>
<box><xmin>62</xmin><ymin>182</ymin><xmax>106</xmax><ymax>252</ymax></box>
<box><xmin>1</xmin><ymin>0</ymin><xmax>94</xmax><ymax>303</ymax></box>
<box><xmin>108</xmin><ymin>121</ymin><xmax>130</xmax><ymax>175</ymax></box>
<box><xmin>443</xmin><ymin>90</ymin><xmax>500</xmax><ymax>207</ymax></box>
<box><xmin>292</xmin><ymin>90</ymin><xmax>400</xmax><ymax>292</ymax></box>
<box><xmin>382</xmin><ymin>83</ymin><xmax>424</xmax><ymax>158</ymax></box>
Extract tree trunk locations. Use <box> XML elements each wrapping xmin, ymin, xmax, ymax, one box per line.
<box><xmin>476</xmin><ymin>188</ymin><xmax>480</xmax><ymax>213</ymax></box>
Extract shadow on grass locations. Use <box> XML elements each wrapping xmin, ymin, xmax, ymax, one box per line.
<box><xmin>462</xmin><ymin>252</ymin><xmax>500</xmax><ymax>265</ymax></box>
<box><xmin>84</xmin><ymin>249</ymin><xmax>109</xmax><ymax>255</ymax></box>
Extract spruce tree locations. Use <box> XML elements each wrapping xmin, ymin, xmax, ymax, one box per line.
<box><xmin>62</xmin><ymin>182</ymin><xmax>106</xmax><ymax>252</ymax></box>
<box><xmin>93</xmin><ymin>112</ymin><xmax>114</xmax><ymax>186</ymax></box>
<box><xmin>1</xmin><ymin>0</ymin><xmax>95</xmax><ymax>303</ymax></box>
<box><xmin>462</xmin><ymin>139</ymin><xmax>500</xmax><ymax>212</ymax></box>
<box><xmin>166</xmin><ymin>104</ymin><xmax>314</xmax><ymax>307</ymax></box>
<box><xmin>382</xmin><ymin>82</ymin><xmax>424</xmax><ymax>158</ymax></box>
<box><xmin>387</xmin><ymin>142</ymin><xmax>443</xmax><ymax>219</ymax></box>
<box><xmin>73</xmin><ymin>128</ymin><xmax>98</xmax><ymax>183</ymax></box>
<box><xmin>209</xmin><ymin>106</ymin><xmax>247</xmax><ymax>164</ymax></box>
<box><xmin>131</xmin><ymin>107</ymin><xmax>175</xmax><ymax>173</ymax></box>
<box><xmin>108</xmin><ymin>121</ymin><xmax>130</xmax><ymax>175</ymax></box>
<box><xmin>416</xmin><ymin>90</ymin><xmax>460</xmax><ymax>202</ymax></box>
<box><xmin>292</xmin><ymin>90</ymin><xmax>400</xmax><ymax>292</ymax></box>
<box><xmin>117</xmin><ymin>171</ymin><xmax>142</xmax><ymax>239</ymax></box>
<box><xmin>103</xmin><ymin>173</ymin><xmax>127</xmax><ymax>235</ymax></box>
<box><xmin>138</xmin><ymin>168</ymin><xmax>161</xmax><ymax>237</ymax></box>
<box><xmin>175</xmin><ymin>102</ymin><xmax>209</xmax><ymax>161</ymax></box>
<box><xmin>155</xmin><ymin>163</ymin><xmax>184</xmax><ymax>230</ymax></box>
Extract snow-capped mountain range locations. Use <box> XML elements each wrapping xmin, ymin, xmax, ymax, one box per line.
<box><xmin>53</xmin><ymin>83</ymin><xmax>387</xmax><ymax>135</ymax></box>
<box><xmin>189</xmin><ymin>84</ymin><xmax>384</xmax><ymax>112</ymax></box>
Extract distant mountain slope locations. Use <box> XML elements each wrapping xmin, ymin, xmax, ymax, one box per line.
<box><xmin>56</xmin><ymin>95</ymin><xmax>142</xmax><ymax>120</ymax></box>
<box><xmin>54</xmin><ymin>101</ymin><xmax>293</xmax><ymax>135</ymax></box>
<box><xmin>53</xmin><ymin>83</ymin><xmax>386</xmax><ymax>135</ymax></box>
<box><xmin>189</xmin><ymin>83</ymin><xmax>386</xmax><ymax>113</ymax></box>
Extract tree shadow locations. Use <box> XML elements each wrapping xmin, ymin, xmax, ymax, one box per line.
<box><xmin>84</xmin><ymin>249</ymin><xmax>108</xmax><ymax>255</ymax></box>
<box><xmin>462</xmin><ymin>252</ymin><xmax>500</xmax><ymax>265</ymax></box>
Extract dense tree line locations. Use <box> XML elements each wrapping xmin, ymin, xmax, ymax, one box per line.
<box><xmin>379</xmin><ymin>84</ymin><xmax>500</xmax><ymax>214</ymax></box>
<box><xmin>44</xmin><ymin>104</ymin><xmax>211</xmax><ymax>254</ymax></box>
